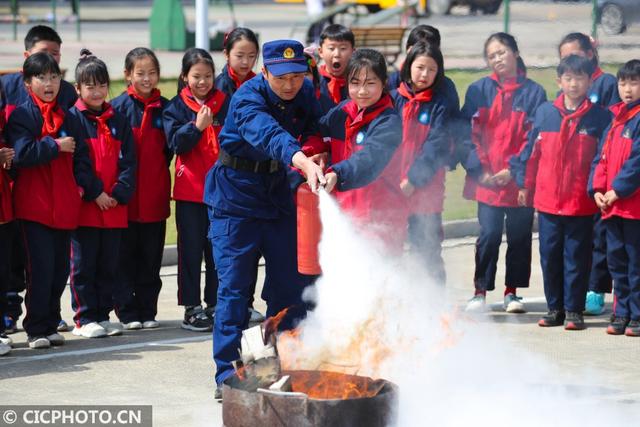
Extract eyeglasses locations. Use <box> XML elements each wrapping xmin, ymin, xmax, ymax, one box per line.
<box><xmin>33</xmin><ymin>74</ymin><xmax>62</xmax><ymax>83</ymax></box>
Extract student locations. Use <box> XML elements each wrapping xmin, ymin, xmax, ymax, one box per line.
<box><xmin>68</xmin><ymin>50</ymin><xmax>136</xmax><ymax>339</ymax></box>
<box><xmin>163</xmin><ymin>48</ymin><xmax>228</xmax><ymax>332</ymax></box>
<box><xmin>205</xmin><ymin>40</ymin><xmax>324</xmax><ymax>398</ymax></box>
<box><xmin>0</xmin><ymin>24</ymin><xmax>78</xmax><ymax>334</ymax></box>
<box><xmin>111</xmin><ymin>48</ymin><xmax>170</xmax><ymax>330</ymax></box>
<box><xmin>513</xmin><ymin>55</ymin><xmax>610</xmax><ymax>330</ymax></box>
<box><xmin>589</xmin><ymin>59</ymin><xmax>640</xmax><ymax>336</ymax></box>
<box><xmin>459</xmin><ymin>32</ymin><xmax>547</xmax><ymax>313</ymax></box>
<box><xmin>317</xmin><ymin>24</ymin><xmax>355</xmax><ymax>113</ymax></box>
<box><xmin>5</xmin><ymin>52</ymin><xmax>96</xmax><ymax>348</ymax></box>
<box><xmin>558</xmin><ymin>32</ymin><xmax>621</xmax><ymax>315</ymax></box>
<box><xmin>216</xmin><ymin>27</ymin><xmax>259</xmax><ymax>98</ymax></box>
<box><xmin>391</xmin><ymin>42</ymin><xmax>451</xmax><ymax>284</ymax></box>
<box><xmin>320</xmin><ymin>49</ymin><xmax>403</xmax><ymax>250</ymax></box>
<box><xmin>0</xmin><ymin>86</ymin><xmax>14</xmax><ymax>355</ymax></box>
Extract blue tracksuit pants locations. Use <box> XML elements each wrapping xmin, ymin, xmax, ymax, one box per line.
<box><xmin>606</xmin><ymin>216</ymin><xmax>640</xmax><ymax>321</ymax></box>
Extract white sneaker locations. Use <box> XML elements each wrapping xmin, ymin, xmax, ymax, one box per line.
<box><xmin>504</xmin><ymin>294</ymin><xmax>526</xmax><ymax>313</ymax></box>
<box><xmin>98</xmin><ymin>321</ymin><xmax>123</xmax><ymax>336</ymax></box>
<box><xmin>142</xmin><ymin>320</ymin><xmax>160</xmax><ymax>329</ymax></box>
<box><xmin>0</xmin><ymin>333</ymin><xmax>13</xmax><ymax>347</ymax></box>
<box><xmin>122</xmin><ymin>321</ymin><xmax>143</xmax><ymax>330</ymax></box>
<box><xmin>0</xmin><ymin>342</ymin><xmax>11</xmax><ymax>356</ymax></box>
<box><xmin>28</xmin><ymin>336</ymin><xmax>51</xmax><ymax>349</ymax></box>
<box><xmin>465</xmin><ymin>294</ymin><xmax>487</xmax><ymax>312</ymax></box>
<box><xmin>72</xmin><ymin>322</ymin><xmax>107</xmax><ymax>338</ymax></box>
<box><xmin>248</xmin><ymin>308</ymin><xmax>266</xmax><ymax>323</ymax></box>
<box><xmin>46</xmin><ymin>333</ymin><xmax>65</xmax><ymax>346</ymax></box>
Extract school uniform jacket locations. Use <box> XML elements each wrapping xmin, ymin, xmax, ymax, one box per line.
<box><xmin>0</xmin><ymin>101</ymin><xmax>12</xmax><ymax>223</ymax></box>
<box><xmin>215</xmin><ymin>65</ymin><xmax>256</xmax><ymax>100</ymax></box>
<box><xmin>5</xmin><ymin>98</ymin><xmax>99</xmax><ymax>229</ymax></box>
<box><xmin>68</xmin><ymin>100</ymin><xmax>136</xmax><ymax>228</ymax></box>
<box><xmin>163</xmin><ymin>88</ymin><xmax>229</xmax><ymax>204</ymax></box>
<box><xmin>111</xmin><ymin>90</ymin><xmax>171</xmax><ymax>223</ymax></box>
<box><xmin>206</xmin><ymin>76</ymin><xmax>322</xmax><ymax>219</ymax></box>
<box><xmin>459</xmin><ymin>73</ymin><xmax>547</xmax><ymax>207</ymax></box>
<box><xmin>512</xmin><ymin>95</ymin><xmax>611</xmax><ymax>216</ymax></box>
<box><xmin>391</xmin><ymin>86</ymin><xmax>451</xmax><ymax>214</ymax></box>
<box><xmin>1</xmin><ymin>72</ymin><xmax>77</xmax><ymax>121</ymax></box>
<box><xmin>589</xmin><ymin>100</ymin><xmax>640</xmax><ymax>220</ymax></box>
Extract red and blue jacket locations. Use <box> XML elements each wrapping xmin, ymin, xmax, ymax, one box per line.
<box><xmin>215</xmin><ymin>65</ymin><xmax>256</xmax><ymax>99</ymax></box>
<box><xmin>317</xmin><ymin>65</ymin><xmax>348</xmax><ymax>114</ymax></box>
<box><xmin>112</xmin><ymin>87</ymin><xmax>171</xmax><ymax>223</ymax></box>
<box><xmin>318</xmin><ymin>94</ymin><xmax>403</xmax><ymax>237</ymax></box>
<box><xmin>391</xmin><ymin>83</ymin><xmax>451</xmax><ymax>215</ymax></box>
<box><xmin>68</xmin><ymin>100</ymin><xmax>136</xmax><ymax>228</ymax></box>
<box><xmin>5</xmin><ymin>96</ymin><xmax>98</xmax><ymax>229</ymax></box>
<box><xmin>512</xmin><ymin>94</ymin><xmax>611</xmax><ymax>216</ymax></box>
<box><xmin>459</xmin><ymin>73</ymin><xmax>547</xmax><ymax>207</ymax></box>
<box><xmin>589</xmin><ymin>100</ymin><xmax>640</xmax><ymax>220</ymax></box>
<box><xmin>163</xmin><ymin>87</ymin><xmax>229</xmax><ymax>204</ymax></box>
<box><xmin>207</xmin><ymin>76</ymin><xmax>322</xmax><ymax>219</ymax></box>
<box><xmin>1</xmin><ymin>72</ymin><xmax>77</xmax><ymax>121</ymax></box>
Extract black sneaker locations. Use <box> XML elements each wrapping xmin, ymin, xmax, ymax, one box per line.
<box><xmin>625</xmin><ymin>320</ymin><xmax>640</xmax><ymax>337</ymax></box>
<box><xmin>538</xmin><ymin>310</ymin><xmax>565</xmax><ymax>327</ymax></box>
<box><xmin>607</xmin><ymin>316</ymin><xmax>629</xmax><ymax>335</ymax></box>
<box><xmin>564</xmin><ymin>311</ymin><xmax>585</xmax><ymax>331</ymax></box>
<box><xmin>214</xmin><ymin>385</ymin><xmax>223</xmax><ymax>401</ymax></box>
<box><xmin>181</xmin><ymin>306</ymin><xmax>213</xmax><ymax>332</ymax></box>
<box><xmin>204</xmin><ymin>305</ymin><xmax>215</xmax><ymax>320</ymax></box>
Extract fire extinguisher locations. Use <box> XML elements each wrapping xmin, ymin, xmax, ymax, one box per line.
<box><xmin>297</xmin><ymin>183</ymin><xmax>322</xmax><ymax>275</ymax></box>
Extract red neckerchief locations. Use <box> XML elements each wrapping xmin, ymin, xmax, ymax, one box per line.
<box><xmin>342</xmin><ymin>94</ymin><xmax>393</xmax><ymax>160</ymax></box>
<box><xmin>487</xmin><ymin>72</ymin><xmax>524</xmax><ymax>127</ymax></box>
<box><xmin>319</xmin><ymin>64</ymin><xmax>346</xmax><ymax>104</ymax></box>
<box><xmin>601</xmin><ymin>102</ymin><xmax>640</xmax><ymax>159</ymax></box>
<box><xmin>397</xmin><ymin>82</ymin><xmax>434</xmax><ymax>178</ymax></box>
<box><xmin>127</xmin><ymin>86</ymin><xmax>162</xmax><ymax>138</ymax></box>
<box><xmin>179</xmin><ymin>86</ymin><xmax>226</xmax><ymax>159</ymax></box>
<box><xmin>29</xmin><ymin>91</ymin><xmax>64</xmax><ymax>137</ymax></box>
<box><xmin>553</xmin><ymin>94</ymin><xmax>593</xmax><ymax>146</ymax></box>
<box><xmin>227</xmin><ymin>65</ymin><xmax>255</xmax><ymax>90</ymax></box>
<box><xmin>592</xmin><ymin>66</ymin><xmax>604</xmax><ymax>81</ymax></box>
<box><xmin>75</xmin><ymin>99</ymin><xmax>116</xmax><ymax>155</ymax></box>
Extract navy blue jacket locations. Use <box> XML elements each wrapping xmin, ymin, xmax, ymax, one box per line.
<box><xmin>205</xmin><ymin>75</ymin><xmax>323</xmax><ymax>218</ymax></box>
<box><xmin>1</xmin><ymin>72</ymin><xmax>77</xmax><ymax>120</ymax></box>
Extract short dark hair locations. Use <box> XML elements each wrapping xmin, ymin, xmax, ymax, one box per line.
<box><xmin>406</xmin><ymin>25</ymin><xmax>441</xmax><ymax>50</ymax></box>
<box><xmin>320</xmin><ymin>24</ymin><xmax>355</xmax><ymax>48</ymax></box>
<box><xmin>224</xmin><ymin>27</ymin><xmax>259</xmax><ymax>54</ymax></box>
<box><xmin>347</xmin><ymin>48</ymin><xmax>387</xmax><ymax>88</ymax></box>
<box><xmin>557</xmin><ymin>54</ymin><xmax>594</xmax><ymax>78</ymax></box>
<box><xmin>178</xmin><ymin>48</ymin><xmax>215</xmax><ymax>92</ymax></box>
<box><xmin>23</xmin><ymin>51</ymin><xmax>61</xmax><ymax>82</ymax></box>
<box><xmin>558</xmin><ymin>32</ymin><xmax>598</xmax><ymax>67</ymax></box>
<box><xmin>24</xmin><ymin>25</ymin><xmax>62</xmax><ymax>50</ymax></box>
<box><xmin>125</xmin><ymin>47</ymin><xmax>161</xmax><ymax>76</ymax></box>
<box><xmin>400</xmin><ymin>41</ymin><xmax>444</xmax><ymax>90</ymax></box>
<box><xmin>484</xmin><ymin>32</ymin><xmax>526</xmax><ymax>73</ymax></box>
<box><xmin>617</xmin><ymin>59</ymin><xmax>640</xmax><ymax>81</ymax></box>
<box><xmin>75</xmin><ymin>49</ymin><xmax>110</xmax><ymax>87</ymax></box>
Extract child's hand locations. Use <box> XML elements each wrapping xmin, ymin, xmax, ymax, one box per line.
<box><xmin>594</xmin><ymin>192</ymin><xmax>608</xmax><ymax>210</ymax></box>
<box><xmin>56</xmin><ymin>136</ymin><xmax>76</xmax><ymax>153</ymax></box>
<box><xmin>492</xmin><ymin>169</ymin><xmax>512</xmax><ymax>186</ymax></box>
<box><xmin>400</xmin><ymin>179</ymin><xmax>415</xmax><ymax>197</ymax></box>
<box><xmin>0</xmin><ymin>147</ymin><xmax>15</xmax><ymax>169</ymax></box>
<box><xmin>95</xmin><ymin>192</ymin><xmax>113</xmax><ymax>211</ymax></box>
<box><xmin>195</xmin><ymin>105</ymin><xmax>214</xmax><ymax>131</ymax></box>
<box><xmin>517</xmin><ymin>189</ymin><xmax>529</xmax><ymax>207</ymax></box>
<box><xmin>478</xmin><ymin>172</ymin><xmax>494</xmax><ymax>187</ymax></box>
<box><xmin>604</xmin><ymin>189</ymin><xmax>619</xmax><ymax>207</ymax></box>
<box><xmin>324</xmin><ymin>172</ymin><xmax>338</xmax><ymax>193</ymax></box>
<box><xmin>309</xmin><ymin>152</ymin><xmax>328</xmax><ymax>171</ymax></box>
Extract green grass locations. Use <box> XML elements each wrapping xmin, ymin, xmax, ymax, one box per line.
<box><xmin>108</xmin><ymin>65</ymin><xmax>620</xmax><ymax>240</ymax></box>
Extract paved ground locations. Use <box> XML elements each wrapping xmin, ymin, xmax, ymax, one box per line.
<box><xmin>1</xmin><ymin>235</ymin><xmax>639</xmax><ymax>426</ymax></box>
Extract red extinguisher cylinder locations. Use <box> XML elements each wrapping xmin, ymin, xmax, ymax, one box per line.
<box><xmin>297</xmin><ymin>183</ymin><xmax>322</xmax><ymax>275</ymax></box>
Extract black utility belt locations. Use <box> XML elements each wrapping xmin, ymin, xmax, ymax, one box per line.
<box><xmin>219</xmin><ymin>150</ymin><xmax>281</xmax><ymax>174</ymax></box>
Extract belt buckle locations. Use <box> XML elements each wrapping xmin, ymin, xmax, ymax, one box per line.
<box><xmin>253</xmin><ymin>161</ymin><xmax>261</xmax><ymax>173</ymax></box>
<box><xmin>269</xmin><ymin>160</ymin><xmax>278</xmax><ymax>173</ymax></box>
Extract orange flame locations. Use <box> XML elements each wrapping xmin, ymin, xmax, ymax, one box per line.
<box><xmin>286</xmin><ymin>370</ymin><xmax>385</xmax><ymax>400</ymax></box>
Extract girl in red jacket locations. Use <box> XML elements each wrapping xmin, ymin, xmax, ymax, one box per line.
<box><xmin>163</xmin><ymin>49</ymin><xmax>228</xmax><ymax>332</ymax></box>
<box><xmin>111</xmin><ymin>48</ymin><xmax>170</xmax><ymax>330</ymax></box>
<box><xmin>459</xmin><ymin>33</ymin><xmax>546</xmax><ymax>313</ymax></box>
<box><xmin>68</xmin><ymin>50</ymin><xmax>136</xmax><ymax>339</ymax></box>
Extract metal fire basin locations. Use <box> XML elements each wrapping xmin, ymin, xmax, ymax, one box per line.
<box><xmin>222</xmin><ymin>370</ymin><xmax>398</xmax><ymax>427</ymax></box>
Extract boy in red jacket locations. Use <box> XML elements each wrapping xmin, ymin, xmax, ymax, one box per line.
<box><xmin>513</xmin><ymin>55</ymin><xmax>610</xmax><ymax>330</ymax></box>
<box><xmin>589</xmin><ymin>59</ymin><xmax>640</xmax><ymax>336</ymax></box>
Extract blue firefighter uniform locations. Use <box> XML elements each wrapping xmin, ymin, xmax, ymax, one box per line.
<box><xmin>204</xmin><ymin>40</ymin><xmax>323</xmax><ymax>385</ymax></box>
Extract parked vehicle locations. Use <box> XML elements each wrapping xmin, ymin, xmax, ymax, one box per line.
<box><xmin>597</xmin><ymin>0</ymin><xmax>640</xmax><ymax>35</ymax></box>
<box><xmin>428</xmin><ymin>0</ymin><xmax>502</xmax><ymax>15</ymax></box>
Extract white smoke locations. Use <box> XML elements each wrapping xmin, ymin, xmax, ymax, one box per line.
<box><xmin>281</xmin><ymin>191</ymin><xmax>639</xmax><ymax>426</ymax></box>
